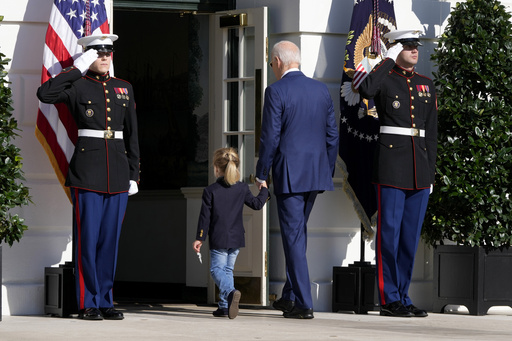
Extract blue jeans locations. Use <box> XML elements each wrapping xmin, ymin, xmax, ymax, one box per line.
<box><xmin>210</xmin><ymin>248</ymin><xmax>239</xmax><ymax>309</ymax></box>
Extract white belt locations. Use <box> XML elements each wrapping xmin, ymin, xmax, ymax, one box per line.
<box><xmin>78</xmin><ymin>129</ymin><xmax>123</xmax><ymax>139</ymax></box>
<box><xmin>380</xmin><ymin>126</ymin><xmax>425</xmax><ymax>137</ymax></box>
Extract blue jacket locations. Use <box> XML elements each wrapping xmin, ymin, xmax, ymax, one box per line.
<box><xmin>256</xmin><ymin>71</ymin><xmax>339</xmax><ymax>195</ymax></box>
<box><xmin>196</xmin><ymin>177</ymin><xmax>269</xmax><ymax>249</ymax></box>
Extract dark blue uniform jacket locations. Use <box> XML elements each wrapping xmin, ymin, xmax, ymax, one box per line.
<box><xmin>196</xmin><ymin>177</ymin><xmax>269</xmax><ymax>250</ymax></box>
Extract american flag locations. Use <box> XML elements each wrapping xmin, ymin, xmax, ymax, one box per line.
<box><xmin>338</xmin><ymin>0</ymin><xmax>396</xmax><ymax>236</ymax></box>
<box><xmin>35</xmin><ymin>0</ymin><xmax>110</xmax><ymax>200</ymax></box>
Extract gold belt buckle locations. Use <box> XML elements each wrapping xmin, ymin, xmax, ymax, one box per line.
<box><xmin>104</xmin><ymin>129</ymin><xmax>115</xmax><ymax>139</ymax></box>
<box><xmin>411</xmin><ymin>128</ymin><xmax>419</xmax><ymax>137</ymax></box>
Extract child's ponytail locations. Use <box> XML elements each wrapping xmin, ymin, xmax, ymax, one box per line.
<box><xmin>213</xmin><ymin>147</ymin><xmax>240</xmax><ymax>185</ymax></box>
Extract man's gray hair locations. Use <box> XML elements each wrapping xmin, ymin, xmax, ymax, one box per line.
<box><xmin>272</xmin><ymin>41</ymin><xmax>301</xmax><ymax>66</ymax></box>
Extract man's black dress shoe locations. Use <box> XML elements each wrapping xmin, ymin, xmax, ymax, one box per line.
<box><xmin>283</xmin><ymin>307</ymin><xmax>314</xmax><ymax>319</ymax></box>
<box><xmin>212</xmin><ymin>308</ymin><xmax>228</xmax><ymax>317</ymax></box>
<box><xmin>227</xmin><ymin>290</ymin><xmax>241</xmax><ymax>319</ymax></box>
<box><xmin>272</xmin><ymin>298</ymin><xmax>295</xmax><ymax>313</ymax></box>
<box><xmin>99</xmin><ymin>307</ymin><xmax>124</xmax><ymax>320</ymax></box>
<box><xmin>380</xmin><ymin>301</ymin><xmax>414</xmax><ymax>317</ymax></box>
<box><xmin>406</xmin><ymin>304</ymin><xmax>428</xmax><ymax>317</ymax></box>
<box><xmin>79</xmin><ymin>308</ymin><xmax>103</xmax><ymax>320</ymax></box>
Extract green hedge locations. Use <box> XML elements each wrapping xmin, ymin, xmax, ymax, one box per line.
<box><xmin>424</xmin><ymin>0</ymin><xmax>512</xmax><ymax>251</ymax></box>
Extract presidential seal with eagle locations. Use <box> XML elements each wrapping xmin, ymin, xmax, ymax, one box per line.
<box><xmin>340</xmin><ymin>12</ymin><xmax>396</xmax><ymax>119</ymax></box>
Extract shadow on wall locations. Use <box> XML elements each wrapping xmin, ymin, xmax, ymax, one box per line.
<box><xmin>409</xmin><ymin>0</ymin><xmax>451</xmax><ymax>77</ymax></box>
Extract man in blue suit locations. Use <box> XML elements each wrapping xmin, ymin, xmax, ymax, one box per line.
<box><xmin>256</xmin><ymin>41</ymin><xmax>339</xmax><ymax>319</ymax></box>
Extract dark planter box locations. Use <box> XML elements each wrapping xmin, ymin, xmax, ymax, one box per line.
<box><xmin>433</xmin><ymin>244</ymin><xmax>512</xmax><ymax>315</ymax></box>
<box><xmin>44</xmin><ymin>262</ymin><xmax>78</xmax><ymax>317</ymax></box>
<box><xmin>332</xmin><ymin>264</ymin><xmax>379</xmax><ymax>314</ymax></box>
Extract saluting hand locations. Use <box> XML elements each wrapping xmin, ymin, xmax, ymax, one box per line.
<box><xmin>385</xmin><ymin>42</ymin><xmax>403</xmax><ymax>62</ymax></box>
<box><xmin>74</xmin><ymin>49</ymin><xmax>99</xmax><ymax>75</ymax></box>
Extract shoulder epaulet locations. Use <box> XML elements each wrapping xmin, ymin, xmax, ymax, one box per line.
<box><xmin>61</xmin><ymin>66</ymin><xmax>76</xmax><ymax>73</ymax></box>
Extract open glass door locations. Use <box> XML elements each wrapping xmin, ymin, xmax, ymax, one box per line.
<box><xmin>209</xmin><ymin>7</ymin><xmax>268</xmax><ymax>305</ymax></box>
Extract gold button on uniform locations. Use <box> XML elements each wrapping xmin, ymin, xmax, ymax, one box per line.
<box><xmin>413</xmin><ymin>123</ymin><xmax>416</xmax><ymax>127</ymax></box>
<box><xmin>412</xmin><ymin>115</ymin><xmax>415</xmax><ymax>118</ymax></box>
<box><xmin>88</xmin><ymin>100</ymin><xmax>92</xmax><ymax>104</ymax></box>
<box><xmin>107</xmin><ymin>98</ymin><xmax>111</xmax><ymax>103</ymax></box>
<box><xmin>103</xmin><ymin>83</ymin><xmax>107</xmax><ymax>86</ymax></box>
<box><xmin>107</xmin><ymin>117</ymin><xmax>112</xmax><ymax>121</ymax></box>
<box><xmin>411</xmin><ymin>96</ymin><xmax>415</xmax><ymax>100</ymax></box>
<box><xmin>389</xmin><ymin>145</ymin><xmax>393</xmax><ymax>148</ymax></box>
<box><xmin>107</xmin><ymin>107</ymin><xmax>111</xmax><ymax>112</ymax></box>
<box><xmin>105</xmin><ymin>90</ymin><xmax>109</xmax><ymax>94</ymax></box>
<box><xmin>411</xmin><ymin>105</ymin><xmax>415</xmax><ymax>110</ymax></box>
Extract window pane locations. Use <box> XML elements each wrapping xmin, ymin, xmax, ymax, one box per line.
<box><xmin>227</xmin><ymin>81</ymin><xmax>239</xmax><ymax>131</ymax></box>
<box><xmin>227</xmin><ymin>28</ymin><xmax>239</xmax><ymax>78</ymax></box>
<box><xmin>242</xmin><ymin>26</ymin><xmax>255</xmax><ymax>77</ymax></box>
<box><xmin>242</xmin><ymin>134</ymin><xmax>255</xmax><ymax>183</ymax></box>
<box><xmin>227</xmin><ymin>135</ymin><xmax>239</xmax><ymax>151</ymax></box>
<box><xmin>243</xmin><ymin>80</ymin><xmax>255</xmax><ymax>131</ymax></box>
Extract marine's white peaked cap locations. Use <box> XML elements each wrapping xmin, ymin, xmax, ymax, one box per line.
<box><xmin>77</xmin><ymin>33</ymin><xmax>119</xmax><ymax>51</ymax></box>
<box><xmin>384</xmin><ymin>29</ymin><xmax>423</xmax><ymax>46</ymax></box>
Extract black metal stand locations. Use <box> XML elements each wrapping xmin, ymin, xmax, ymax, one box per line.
<box><xmin>332</xmin><ymin>223</ymin><xmax>378</xmax><ymax>314</ymax></box>
<box><xmin>44</xmin><ymin>208</ymin><xmax>78</xmax><ymax>317</ymax></box>
<box><xmin>44</xmin><ymin>262</ymin><xmax>78</xmax><ymax>317</ymax></box>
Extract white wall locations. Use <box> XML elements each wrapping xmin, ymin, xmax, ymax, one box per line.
<box><xmin>0</xmin><ymin>0</ymin><xmax>73</xmax><ymax>316</ymax></box>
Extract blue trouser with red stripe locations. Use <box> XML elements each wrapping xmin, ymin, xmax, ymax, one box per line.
<box><xmin>375</xmin><ymin>185</ymin><xmax>429</xmax><ymax>307</ymax></box>
<box><xmin>71</xmin><ymin>188</ymin><xmax>128</xmax><ymax>310</ymax></box>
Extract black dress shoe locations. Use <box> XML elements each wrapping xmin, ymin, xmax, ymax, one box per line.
<box><xmin>272</xmin><ymin>298</ymin><xmax>295</xmax><ymax>313</ymax></box>
<box><xmin>406</xmin><ymin>304</ymin><xmax>428</xmax><ymax>317</ymax></box>
<box><xmin>79</xmin><ymin>308</ymin><xmax>103</xmax><ymax>320</ymax></box>
<box><xmin>212</xmin><ymin>308</ymin><xmax>228</xmax><ymax>317</ymax></box>
<box><xmin>380</xmin><ymin>301</ymin><xmax>414</xmax><ymax>317</ymax></box>
<box><xmin>227</xmin><ymin>290</ymin><xmax>241</xmax><ymax>319</ymax></box>
<box><xmin>99</xmin><ymin>307</ymin><xmax>124</xmax><ymax>320</ymax></box>
<box><xmin>283</xmin><ymin>307</ymin><xmax>314</xmax><ymax>319</ymax></box>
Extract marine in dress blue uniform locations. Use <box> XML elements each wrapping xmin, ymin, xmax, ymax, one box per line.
<box><xmin>37</xmin><ymin>34</ymin><xmax>139</xmax><ymax>320</ymax></box>
<box><xmin>256</xmin><ymin>41</ymin><xmax>339</xmax><ymax>319</ymax></box>
<box><xmin>358</xmin><ymin>29</ymin><xmax>438</xmax><ymax>317</ymax></box>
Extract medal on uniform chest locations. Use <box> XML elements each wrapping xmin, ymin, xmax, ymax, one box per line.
<box><xmin>114</xmin><ymin>87</ymin><xmax>129</xmax><ymax>101</ymax></box>
<box><xmin>417</xmin><ymin>85</ymin><xmax>431</xmax><ymax>98</ymax></box>
<box><xmin>392</xmin><ymin>100</ymin><xmax>400</xmax><ymax>109</ymax></box>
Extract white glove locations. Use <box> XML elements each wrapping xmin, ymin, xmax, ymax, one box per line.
<box><xmin>430</xmin><ymin>184</ymin><xmax>433</xmax><ymax>195</ymax></box>
<box><xmin>74</xmin><ymin>49</ymin><xmax>98</xmax><ymax>74</ymax></box>
<box><xmin>385</xmin><ymin>42</ymin><xmax>403</xmax><ymax>62</ymax></box>
<box><xmin>128</xmin><ymin>180</ymin><xmax>139</xmax><ymax>196</ymax></box>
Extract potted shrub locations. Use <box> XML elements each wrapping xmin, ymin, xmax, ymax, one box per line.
<box><xmin>0</xmin><ymin>15</ymin><xmax>31</xmax><ymax>320</ymax></box>
<box><xmin>424</xmin><ymin>0</ymin><xmax>512</xmax><ymax>315</ymax></box>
